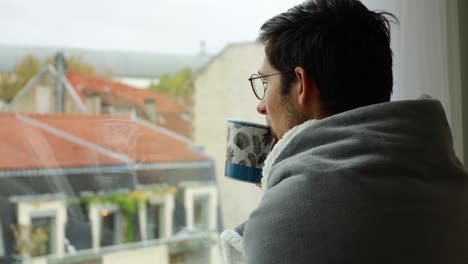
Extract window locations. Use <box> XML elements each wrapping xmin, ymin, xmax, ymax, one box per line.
<box><xmin>89</xmin><ymin>203</ymin><xmax>122</xmax><ymax>250</ymax></box>
<box><xmin>30</xmin><ymin>216</ymin><xmax>55</xmax><ymax>257</ymax></box>
<box><xmin>182</xmin><ymin>184</ymin><xmax>218</xmax><ymax>232</ymax></box>
<box><xmin>100</xmin><ymin>209</ymin><xmax>119</xmax><ymax>247</ymax></box>
<box><xmin>16</xmin><ymin>199</ymin><xmax>67</xmax><ymax>258</ymax></box>
<box><xmin>138</xmin><ymin>191</ymin><xmax>175</xmax><ymax>241</ymax></box>
<box><xmin>193</xmin><ymin>196</ymin><xmax>209</xmax><ymax>231</ymax></box>
<box><xmin>146</xmin><ymin>203</ymin><xmax>162</xmax><ymax>240</ymax></box>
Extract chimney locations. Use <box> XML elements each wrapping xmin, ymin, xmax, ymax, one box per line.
<box><xmin>55</xmin><ymin>52</ymin><xmax>66</xmax><ymax>113</ymax></box>
<box><xmin>85</xmin><ymin>94</ymin><xmax>102</xmax><ymax>114</ymax></box>
<box><xmin>144</xmin><ymin>98</ymin><xmax>157</xmax><ymax>123</ymax></box>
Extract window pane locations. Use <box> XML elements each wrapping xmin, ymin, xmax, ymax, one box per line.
<box><xmin>100</xmin><ymin>211</ymin><xmax>117</xmax><ymax>247</ymax></box>
<box><xmin>147</xmin><ymin>204</ymin><xmax>162</xmax><ymax>240</ymax></box>
<box><xmin>30</xmin><ymin>217</ymin><xmax>54</xmax><ymax>257</ymax></box>
<box><xmin>194</xmin><ymin>196</ymin><xmax>209</xmax><ymax>231</ymax></box>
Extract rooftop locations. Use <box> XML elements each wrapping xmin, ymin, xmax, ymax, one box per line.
<box><xmin>0</xmin><ymin>112</ymin><xmax>208</xmax><ymax>171</ymax></box>
<box><xmin>66</xmin><ymin>71</ymin><xmax>192</xmax><ymax>137</ymax></box>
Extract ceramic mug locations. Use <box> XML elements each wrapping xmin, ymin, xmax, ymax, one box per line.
<box><xmin>224</xmin><ymin>119</ymin><xmax>275</xmax><ymax>183</ymax></box>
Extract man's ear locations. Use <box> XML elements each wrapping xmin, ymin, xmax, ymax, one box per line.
<box><xmin>294</xmin><ymin>66</ymin><xmax>317</xmax><ymax>106</ymax></box>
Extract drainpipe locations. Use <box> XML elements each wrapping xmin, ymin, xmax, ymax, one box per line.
<box><xmin>55</xmin><ymin>52</ymin><xmax>66</xmax><ymax>113</ymax></box>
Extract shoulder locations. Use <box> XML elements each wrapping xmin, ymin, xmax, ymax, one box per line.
<box><xmin>243</xmin><ymin>175</ymin><xmax>343</xmax><ymax>263</ymax></box>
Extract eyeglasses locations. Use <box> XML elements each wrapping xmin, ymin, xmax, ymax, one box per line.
<box><xmin>248</xmin><ymin>71</ymin><xmax>293</xmax><ymax>100</ymax></box>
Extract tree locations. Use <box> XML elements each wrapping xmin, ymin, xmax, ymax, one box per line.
<box><xmin>172</xmin><ymin>67</ymin><xmax>192</xmax><ymax>96</ymax></box>
<box><xmin>46</xmin><ymin>54</ymin><xmax>96</xmax><ymax>75</ymax></box>
<box><xmin>0</xmin><ymin>72</ymin><xmax>19</xmax><ymax>101</ymax></box>
<box><xmin>149</xmin><ymin>67</ymin><xmax>193</xmax><ymax>98</ymax></box>
<box><xmin>65</xmin><ymin>55</ymin><xmax>96</xmax><ymax>75</ymax></box>
<box><xmin>14</xmin><ymin>54</ymin><xmax>40</xmax><ymax>83</ymax></box>
<box><xmin>0</xmin><ymin>54</ymin><xmax>98</xmax><ymax>101</ymax></box>
<box><xmin>152</xmin><ymin>74</ymin><xmax>172</xmax><ymax>93</ymax></box>
<box><xmin>0</xmin><ymin>54</ymin><xmax>39</xmax><ymax>102</ymax></box>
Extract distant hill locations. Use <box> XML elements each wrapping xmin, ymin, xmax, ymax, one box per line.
<box><xmin>0</xmin><ymin>45</ymin><xmax>211</xmax><ymax>78</ymax></box>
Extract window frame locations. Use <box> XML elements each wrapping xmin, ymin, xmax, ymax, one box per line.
<box><xmin>16</xmin><ymin>198</ymin><xmax>67</xmax><ymax>258</ymax></box>
<box><xmin>182</xmin><ymin>184</ymin><xmax>218</xmax><ymax>232</ymax></box>
<box><xmin>88</xmin><ymin>203</ymin><xmax>123</xmax><ymax>250</ymax></box>
<box><xmin>138</xmin><ymin>191</ymin><xmax>175</xmax><ymax>241</ymax></box>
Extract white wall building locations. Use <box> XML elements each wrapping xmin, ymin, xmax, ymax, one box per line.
<box><xmin>190</xmin><ymin>42</ymin><xmax>266</xmax><ymax>229</ymax></box>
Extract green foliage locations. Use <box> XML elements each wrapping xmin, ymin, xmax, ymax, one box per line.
<box><xmin>0</xmin><ymin>72</ymin><xmax>20</xmax><ymax>101</ymax></box>
<box><xmin>15</xmin><ymin>54</ymin><xmax>40</xmax><ymax>82</ymax></box>
<box><xmin>0</xmin><ymin>54</ymin><xmax>98</xmax><ymax>101</ymax></box>
<box><xmin>46</xmin><ymin>54</ymin><xmax>96</xmax><ymax>75</ymax></box>
<box><xmin>11</xmin><ymin>224</ymin><xmax>50</xmax><ymax>257</ymax></box>
<box><xmin>82</xmin><ymin>193</ymin><xmax>138</xmax><ymax>243</ymax></box>
<box><xmin>81</xmin><ymin>187</ymin><xmax>177</xmax><ymax>243</ymax></box>
<box><xmin>149</xmin><ymin>67</ymin><xmax>193</xmax><ymax>98</ymax></box>
<box><xmin>108</xmin><ymin>194</ymin><xmax>137</xmax><ymax>243</ymax></box>
<box><xmin>0</xmin><ymin>54</ymin><xmax>39</xmax><ymax>101</ymax></box>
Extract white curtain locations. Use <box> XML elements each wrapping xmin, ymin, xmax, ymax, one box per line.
<box><xmin>362</xmin><ymin>0</ymin><xmax>464</xmax><ymax>162</ymax></box>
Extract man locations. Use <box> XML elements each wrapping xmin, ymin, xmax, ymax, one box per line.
<box><xmin>220</xmin><ymin>0</ymin><xmax>468</xmax><ymax>263</ymax></box>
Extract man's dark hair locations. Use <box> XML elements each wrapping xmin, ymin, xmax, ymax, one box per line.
<box><xmin>258</xmin><ymin>0</ymin><xmax>398</xmax><ymax>114</ymax></box>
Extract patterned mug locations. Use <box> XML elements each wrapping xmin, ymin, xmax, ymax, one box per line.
<box><xmin>225</xmin><ymin>119</ymin><xmax>275</xmax><ymax>183</ymax></box>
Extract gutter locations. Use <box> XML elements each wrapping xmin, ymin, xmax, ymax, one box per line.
<box><xmin>0</xmin><ymin>160</ymin><xmax>214</xmax><ymax>178</ymax></box>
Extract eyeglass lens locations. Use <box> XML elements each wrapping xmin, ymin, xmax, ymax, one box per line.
<box><xmin>251</xmin><ymin>76</ymin><xmax>266</xmax><ymax>99</ymax></box>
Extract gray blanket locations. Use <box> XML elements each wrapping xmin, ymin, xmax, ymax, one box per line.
<box><xmin>221</xmin><ymin>98</ymin><xmax>468</xmax><ymax>264</ymax></box>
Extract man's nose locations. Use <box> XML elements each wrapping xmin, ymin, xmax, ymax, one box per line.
<box><xmin>256</xmin><ymin>99</ymin><xmax>267</xmax><ymax>115</ymax></box>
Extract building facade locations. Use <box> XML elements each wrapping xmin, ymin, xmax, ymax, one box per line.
<box><xmin>189</xmin><ymin>42</ymin><xmax>266</xmax><ymax>228</ymax></box>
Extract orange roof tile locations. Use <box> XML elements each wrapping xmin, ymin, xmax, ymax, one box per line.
<box><xmin>66</xmin><ymin>71</ymin><xmax>192</xmax><ymax>137</ymax></box>
<box><xmin>28</xmin><ymin>113</ymin><xmax>207</xmax><ymax>164</ymax></box>
<box><xmin>0</xmin><ymin>113</ymin><xmax>123</xmax><ymax>170</ymax></box>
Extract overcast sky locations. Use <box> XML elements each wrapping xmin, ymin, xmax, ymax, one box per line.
<box><xmin>0</xmin><ymin>0</ymin><xmax>305</xmax><ymax>55</ymax></box>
